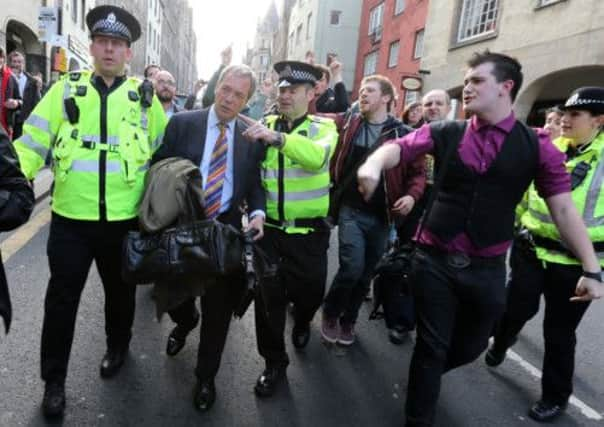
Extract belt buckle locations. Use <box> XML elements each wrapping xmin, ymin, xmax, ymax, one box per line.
<box><xmin>447</xmin><ymin>252</ymin><xmax>471</xmax><ymax>269</ymax></box>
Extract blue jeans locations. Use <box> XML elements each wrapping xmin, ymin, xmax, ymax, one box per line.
<box><xmin>323</xmin><ymin>205</ymin><xmax>388</xmax><ymax>325</ymax></box>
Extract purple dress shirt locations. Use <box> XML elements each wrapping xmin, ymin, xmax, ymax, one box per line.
<box><xmin>391</xmin><ymin>112</ymin><xmax>570</xmax><ymax>257</ymax></box>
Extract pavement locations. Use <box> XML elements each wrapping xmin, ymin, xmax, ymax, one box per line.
<box><xmin>0</xmin><ymin>187</ymin><xmax>603</xmax><ymax>427</ymax></box>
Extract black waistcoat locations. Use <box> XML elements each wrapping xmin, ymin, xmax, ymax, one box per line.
<box><xmin>425</xmin><ymin>120</ymin><xmax>539</xmax><ymax>249</ymax></box>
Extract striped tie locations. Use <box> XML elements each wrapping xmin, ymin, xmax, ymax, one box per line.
<box><xmin>204</xmin><ymin>122</ymin><xmax>228</xmax><ymax>219</ymax></box>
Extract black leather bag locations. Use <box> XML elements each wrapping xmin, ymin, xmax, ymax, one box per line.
<box><xmin>122</xmin><ymin>219</ymin><xmax>245</xmax><ymax>284</ymax></box>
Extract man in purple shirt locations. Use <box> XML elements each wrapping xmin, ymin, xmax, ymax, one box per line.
<box><xmin>357</xmin><ymin>51</ymin><xmax>603</xmax><ymax>427</ymax></box>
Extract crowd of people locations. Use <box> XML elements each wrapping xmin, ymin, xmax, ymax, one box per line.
<box><xmin>1</xmin><ymin>4</ymin><xmax>603</xmax><ymax>427</ymax></box>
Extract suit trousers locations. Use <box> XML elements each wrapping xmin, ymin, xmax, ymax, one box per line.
<box><xmin>255</xmin><ymin>226</ymin><xmax>330</xmax><ymax>366</ymax></box>
<box><xmin>405</xmin><ymin>247</ymin><xmax>507</xmax><ymax>427</ymax></box>
<box><xmin>168</xmin><ymin>276</ymin><xmax>245</xmax><ymax>382</ymax></box>
<box><xmin>41</xmin><ymin>214</ymin><xmax>137</xmax><ymax>384</ymax></box>
<box><xmin>493</xmin><ymin>239</ymin><xmax>590</xmax><ymax>405</ymax></box>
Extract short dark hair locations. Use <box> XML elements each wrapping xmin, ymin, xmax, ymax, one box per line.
<box><xmin>546</xmin><ymin>105</ymin><xmax>563</xmax><ymax>116</ymax></box>
<box><xmin>144</xmin><ymin>64</ymin><xmax>160</xmax><ymax>78</ymax></box>
<box><xmin>7</xmin><ymin>50</ymin><xmax>24</xmax><ymax>62</ymax></box>
<box><xmin>467</xmin><ymin>50</ymin><xmax>523</xmax><ymax>102</ymax></box>
<box><xmin>315</xmin><ymin>64</ymin><xmax>330</xmax><ymax>84</ymax></box>
<box><xmin>361</xmin><ymin>74</ymin><xmax>397</xmax><ymax>112</ymax></box>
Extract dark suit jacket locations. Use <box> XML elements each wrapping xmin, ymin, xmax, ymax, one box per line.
<box><xmin>151</xmin><ymin>107</ymin><xmax>266</xmax><ymax>228</ymax></box>
<box><xmin>15</xmin><ymin>72</ymin><xmax>41</xmax><ymax>124</ymax></box>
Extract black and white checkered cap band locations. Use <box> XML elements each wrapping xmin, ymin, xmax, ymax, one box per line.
<box><xmin>91</xmin><ymin>19</ymin><xmax>132</xmax><ymax>40</ymax></box>
<box><xmin>279</xmin><ymin>66</ymin><xmax>317</xmax><ymax>83</ymax></box>
<box><xmin>565</xmin><ymin>98</ymin><xmax>604</xmax><ymax>107</ymax></box>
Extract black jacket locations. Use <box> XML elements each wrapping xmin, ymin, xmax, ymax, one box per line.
<box><xmin>314</xmin><ymin>82</ymin><xmax>349</xmax><ymax>114</ymax></box>
<box><xmin>151</xmin><ymin>107</ymin><xmax>266</xmax><ymax>228</ymax></box>
<box><xmin>0</xmin><ymin>126</ymin><xmax>35</xmax><ymax>333</ymax></box>
<box><xmin>14</xmin><ymin>72</ymin><xmax>41</xmax><ymax>124</ymax></box>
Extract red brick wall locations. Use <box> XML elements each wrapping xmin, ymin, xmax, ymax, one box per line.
<box><xmin>352</xmin><ymin>0</ymin><xmax>429</xmax><ymax>117</ymax></box>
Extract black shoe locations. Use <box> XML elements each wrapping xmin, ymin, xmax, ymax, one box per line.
<box><xmin>528</xmin><ymin>400</ymin><xmax>567</xmax><ymax>422</ymax></box>
<box><xmin>42</xmin><ymin>382</ymin><xmax>65</xmax><ymax>419</ymax></box>
<box><xmin>388</xmin><ymin>327</ymin><xmax>410</xmax><ymax>345</ymax></box>
<box><xmin>166</xmin><ymin>313</ymin><xmax>200</xmax><ymax>356</ymax></box>
<box><xmin>193</xmin><ymin>380</ymin><xmax>216</xmax><ymax>412</ymax></box>
<box><xmin>292</xmin><ymin>323</ymin><xmax>310</xmax><ymax>349</ymax></box>
<box><xmin>485</xmin><ymin>343</ymin><xmax>508</xmax><ymax>367</ymax></box>
<box><xmin>100</xmin><ymin>346</ymin><xmax>128</xmax><ymax>378</ymax></box>
<box><xmin>254</xmin><ymin>365</ymin><xmax>286</xmax><ymax>398</ymax></box>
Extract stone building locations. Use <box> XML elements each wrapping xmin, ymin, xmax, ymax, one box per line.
<box><xmin>420</xmin><ymin>0</ymin><xmax>604</xmax><ymax>123</ymax></box>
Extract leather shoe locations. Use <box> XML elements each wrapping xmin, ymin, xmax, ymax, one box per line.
<box><xmin>166</xmin><ymin>314</ymin><xmax>200</xmax><ymax>356</ymax></box>
<box><xmin>485</xmin><ymin>337</ymin><xmax>516</xmax><ymax>367</ymax></box>
<box><xmin>528</xmin><ymin>400</ymin><xmax>567</xmax><ymax>422</ymax></box>
<box><xmin>193</xmin><ymin>380</ymin><xmax>216</xmax><ymax>412</ymax></box>
<box><xmin>254</xmin><ymin>365</ymin><xmax>286</xmax><ymax>397</ymax></box>
<box><xmin>291</xmin><ymin>323</ymin><xmax>310</xmax><ymax>349</ymax></box>
<box><xmin>100</xmin><ymin>346</ymin><xmax>128</xmax><ymax>378</ymax></box>
<box><xmin>42</xmin><ymin>381</ymin><xmax>65</xmax><ymax>419</ymax></box>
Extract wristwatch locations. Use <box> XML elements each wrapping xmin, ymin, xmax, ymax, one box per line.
<box><xmin>581</xmin><ymin>271</ymin><xmax>602</xmax><ymax>282</ymax></box>
<box><xmin>268</xmin><ymin>132</ymin><xmax>285</xmax><ymax>149</ymax></box>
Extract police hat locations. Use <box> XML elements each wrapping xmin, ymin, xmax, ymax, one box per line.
<box><xmin>560</xmin><ymin>87</ymin><xmax>604</xmax><ymax>115</ymax></box>
<box><xmin>86</xmin><ymin>5</ymin><xmax>141</xmax><ymax>44</ymax></box>
<box><xmin>273</xmin><ymin>61</ymin><xmax>323</xmax><ymax>88</ymax></box>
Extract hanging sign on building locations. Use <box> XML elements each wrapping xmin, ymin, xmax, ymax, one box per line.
<box><xmin>38</xmin><ymin>7</ymin><xmax>59</xmax><ymax>43</ymax></box>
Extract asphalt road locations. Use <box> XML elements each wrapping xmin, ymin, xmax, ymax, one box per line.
<box><xmin>1</xmin><ymin>196</ymin><xmax>603</xmax><ymax>427</ymax></box>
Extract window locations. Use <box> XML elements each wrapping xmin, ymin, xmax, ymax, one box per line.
<box><xmin>413</xmin><ymin>29</ymin><xmax>424</xmax><ymax>59</ymax></box>
<box><xmin>395</xmin><ymin>0</ymin><xmax>406</xmax><ymax>15</ymax></box>
<box><xmin>363</xmin><ymin>51</ymin><xmax>378</xmax><ymax>76</ymax></box>
<box><xmin>388</xmin><ymin>41</ymin><xmax>400</xmax><ymax>68</ymax></box>
<box><xmin>71</xmin><ymin>0</ymin><xmax>78</xmax><ymax>23</ymax></box>
<box><xmin>330</xmin><ymin>10</ymin><xmax>342</xmax><ymax>26</ymax></box>
<box><xmin>260</xmin><ymin>55</ymin><xmax>269</xmax><ymax>66</ymax></box>
<box><xmin>457</xmin><ymin>0</ymin><xmax>499</xmax><ymax>43</ymax></box>
<box><xmin>404</xmin><ymin>90</ymin><xmax>419</xmax><ymax>105</ymax></box>
<box><xmin>148</xmin><ymin>23</ymin><xmax>152</xmax><ymax>45</ymax></box>
<box><xmin>289</xmin><ymin>32</ymin><xmax>294</xmax><ymax>54</ymax></box>
<box><xmin>368</xmin><ymin>3</ymin><xmax>384</xmax><ymax>36</ymax></box>
<box><xmin>296</xmin><ymin>24</ymin><xmax>303</xmax><ymax>46</ymax></box>
<box><xmin>306</xmin><ymin>13</ymin><xmax>312</xmax><ymax>39</ymax></box>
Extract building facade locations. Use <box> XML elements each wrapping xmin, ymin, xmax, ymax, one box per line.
<box><xmin>145</xmin><ymin>0</ymin><xmax>162</xmax><ymax>67</ymax></box>
<box><xmin>287</xmin><ymin>0</ymin><xmax>363</xmax><ymax>89</ymax></box>
<box><xmin>246</xmin><ymin>1</ymin><xmax>279</xmax><ymax>85</ymax></box>
<box><xmin>420</xmin><ymin>0</ymin><xmax>604</xmax><ymax>123</ymax></box>
<box><xmin>352</xmin><ymin>0</ymin><xmax>430</xmax><ymax>116</ymax></box>
<box><xmin>0</xmin><ymin>0</ymin><xmax>94</xmax><ymax>82</ymax></box>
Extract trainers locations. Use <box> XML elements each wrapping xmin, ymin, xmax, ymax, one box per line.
<box><xmin>321</xmin><ymin>314</ymin><xmax>339</xmax><ymax>343</ymax></box>
<box><xmin>338</xmin><ymin>323</ymin><xmax>356</xmax><ymax>346</ymax></box>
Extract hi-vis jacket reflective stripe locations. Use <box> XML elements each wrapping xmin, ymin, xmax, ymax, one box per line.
<box><xmin>521</xmin><ymin>132</ymin><xmax>604</xmax><ymax>266</ymax></box>
<box><xmin>14</xmin><ymin>70</ymin><xmax>167</xmax><ymax>221</ymax></box>
<box><xmin>263</xmin><ymin>114</ymin><xmax>338</xmax><ymax>234</ymax></box>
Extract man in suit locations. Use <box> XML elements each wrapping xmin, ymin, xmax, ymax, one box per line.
<box><xmin>8</xmin><ymin>51</ymin><xmax>41</xmax><ymax>139</ymax></box>
<box><xmin>151</xmin><ymin>64</ymin><xmax>266</xmax><ymax>412</ymax></box>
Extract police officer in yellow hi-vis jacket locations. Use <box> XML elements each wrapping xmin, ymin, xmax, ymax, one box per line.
<box><xmin>239</xmin><ymin>61</ymin><xmax>338</xmax><ymax>398</ymax></box>
<box><xmin>13</xmin><ymin>5</ymin><xmax>166</xmax><ymax>419</ymax></box>
<box><xmin>487</xmin><ymin>87</ymin><xmax>604</xmax><ymax>423</ymax></box>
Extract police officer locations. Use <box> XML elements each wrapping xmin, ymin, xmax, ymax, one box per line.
<box><xmin>239</xmin><ymin>61</ymin><xmax>338</xmax><ymax>397</ymax></box>
<box><xmin>486</xmin><ymin>87</ymin><xmax>604</xmax><ymax>422</ymax></box>
<box><xmin>13</xmin><ymin>5</ymin><xmax>166</xmax><ymax>419</ymax></box>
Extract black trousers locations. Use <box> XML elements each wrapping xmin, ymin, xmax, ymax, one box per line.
<box><xmin>493</xmin><ymin>240</ymin><xmax>590</xmax><ymax>405</ymax></box>
<box><xmin>255</xmin><ymin>226</ymin><xmax>329</xmax><ymax>366</ymax></box>
<box><xmin>168</xmin><ymin>276</ymin><xmax>245</xmax><ymax>382</ymax></box>
<box><xmin>41</xmin><ymin>214</ymin><xmax>137</xmax><ymax>384</ymax></box>
<box><xmin>405</xmin><ymin>247</ymin><xmax>507</xmax><ymax>427</ymax></box>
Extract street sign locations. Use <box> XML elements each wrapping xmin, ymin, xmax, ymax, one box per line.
<box><xmin>38</xmin><ymin>7</ymin><xmax>59</xmax><ymax>43</ymax></box>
